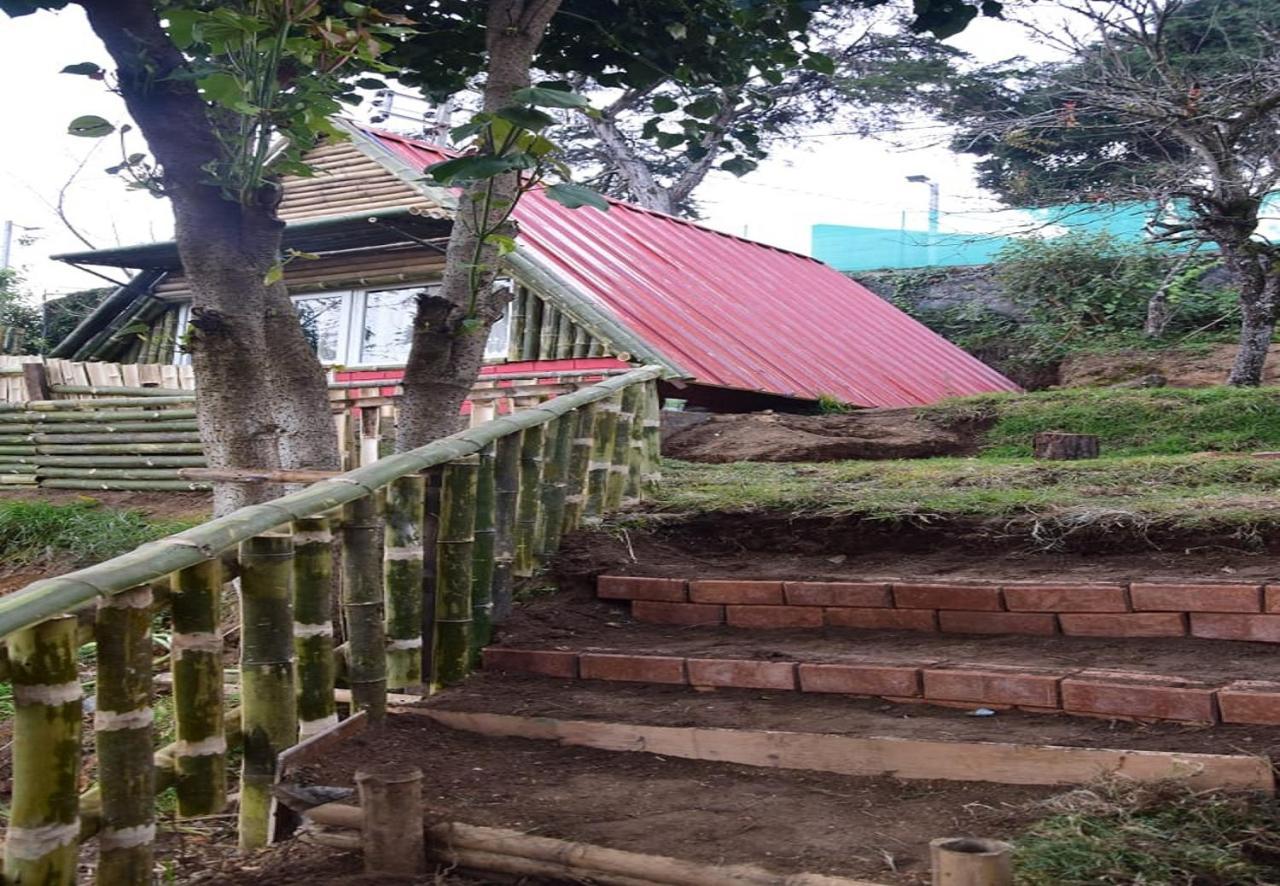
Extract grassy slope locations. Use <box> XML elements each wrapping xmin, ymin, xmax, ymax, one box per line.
<box><xmin>928</xmin><ymin>386</ymin><xmax>1280</xmax><ymax>458</ymax></box>
<box><xmin>0</xmin><ymin>499</ymin><xmax>199</xmax><ymax>567</ymax></box>
<box><xmin>650</xmin><ymin>455</ymin><xmax>1280</xmax><ymax>533</ymax></box>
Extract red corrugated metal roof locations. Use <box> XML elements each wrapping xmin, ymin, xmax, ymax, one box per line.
<box><xmin>359</xmin><ymin>127</ymin><xmax>1019</xmax><ymax>407</ymax></box>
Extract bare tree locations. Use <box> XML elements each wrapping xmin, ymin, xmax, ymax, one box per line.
<box><xmin>958</xmin><ymin>0</ymin><xmax>1280</xmax><ymax>384</ymax></box>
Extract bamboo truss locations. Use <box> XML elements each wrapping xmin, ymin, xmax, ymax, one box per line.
<box><xmin>0</xmin><ymin>367</ymin><xmax>664</xmax><ymax>856</ymax></box>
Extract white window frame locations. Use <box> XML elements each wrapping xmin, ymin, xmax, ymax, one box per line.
<box><xmin>172</xmin><ymin>280</ymin><xmax>514</xmax><ymax>367</ymax></box>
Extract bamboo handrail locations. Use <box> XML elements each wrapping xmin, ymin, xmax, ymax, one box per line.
<box><xmin>0</xmin><ymin>365</ymin><xmax>664</xmax><ymax>640</ymax></box>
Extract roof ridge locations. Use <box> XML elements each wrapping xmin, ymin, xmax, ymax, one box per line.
<box><xmin>349</xmin><ymin>122</ymin><xmax>825</xmax><ymax>265</ymax></box>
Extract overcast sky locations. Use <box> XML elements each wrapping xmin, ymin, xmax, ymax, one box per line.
<box><xmin>0</xmin><ymin>5</ymin><xmax>1062</xmax><ymax>298</ymax></box>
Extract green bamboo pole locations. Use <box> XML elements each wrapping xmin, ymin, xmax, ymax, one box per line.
<box><xmin>22</xmin><ymin>420</ymin><xmax>201</xmax><ymax>434</ymax></box>
<box><xmin>31</xmin><ymin>455</ymin><xmax>207</xmax><ymax>467</ymax></box>
<box><xmin>95</xmin><ymin>585</ymin><xmax>155</xmax><ymax>885</ymax></box>
<box><xmin>533</xmin><ymin>415</ymin><xmax>561</xmax><ymax>558</ymax></box>
<box><xmin>562</xmin><ymin>403</ymin><xmax>598</xmax><ymax>533</ymax></box>
<box><xmin>587</xmin><ymin>336</ymin><xmax>604</xmax><ymax>358</ymax></box>
<box><xmin>170</xmin><ymin>559</ymin><xmax>226</xmax><ymax>817</ymax></box>
<box><xmin>33</xmin><ymin>432</ymin><xmax>202</xmax><ymax>444</ymax></box>
<box><xmin>571</xmin><ymin>325</ymin><xmax>589</xmax><ymax>359</ymax></box>
<box><xmin>37</xmin><ymin>442</ymin><xmax>205</xmax><ymax>454</ymax></box>
<box><xmin>585</xmin><ymin>393</ymin><xmax>622</xmax><ymax>519</ymax></box>
<box><xmin>642</xmin><ymin>381</ymin><xmax>663</xmax><ymax>494</ymax></box>
<box><xmin>0</xmin><ymin>395</ymin><xmax>194</xmax><ymax>411</ymax></box>
<box><xmin>383</xmin><ymin>475</ymin><xmax>425</xmax><ymax>690</ymax></box>
<box><xmin>520</xmin><ymin>292</ymin><xmax>542</xmax><ymax>360</ymax></box>
<box><xmin>606</xmin><ymin>385</ymin><xmax>641</xmax><ymax>510</ymax></box>
<box><xmin>555</xmin><ymin>312</ymin><xmax>574</xmax><ymax>360</ymax></box>
<box><xmin>433</xmin><ymin>456</ymin><xmax>477</xmax><ymax>687</ymax></box>
<box><xmin>3</xmin><ymin>614</ymin><xmax>82</xmax><ymax>885</ymax></box>
<box><xmin>342</xmin><ymin>494</ymin><xmax>385</xmax><ymax>720</ymax></box>
<box><xmin>48</xmin><ymin>384</ymin><xmax>188</xmax><ymax>397</ymax></box>
<box><xmin>238</xmin><ymin>533</ymin><xmax>297</xmax><ymax>852</ymax></box>
<box><xmin>292</xmin><ymin>517</ymin><xmax>336</xmax><ymax>738</ymax></box>
<box><xmin>491</xmin><ymin>432</ymin><xmax>520</xmax><ymax>624</ymax></box>
<box><xmin>471</xmin><ymin>443</ymin><xmax>496</xmax><ymax>654</ymax></box>
<box><xmin>0</xmin><ymin>409</ymin><xmax>199</xmax><ymax>423</ymax></box>
<box><xmin>0</xmin><ymin>366</ymin><xmax>665</xmax><ymax>641</ymax></box>
<box><xmin>539</xmin><ymin>304</ymin><xmax>559</xmax><ymax>360</ymax></box>
<box><xmin>37</xmin><ymin>468</ymin><xmax>187</xmax><ymax>480</ymax></box>
<box><xmin>538</xmin><ymin>413</ymin><xmax>575</xmax><ymax>557</ymax></box>
<box><xmin>625</xmin><ymin>384</ymin><xmax>647</xmax><ymax>505</ymax></box>
<box><xmin>507</xmin><ymin>288</ymin><xmax>527</xmax><ymax>362</ymax></box>
<box><xmin>43</xmin><ymin>480</ymin><xmax>211</xmax><ymax>492</ymax></box>
<box><xmin>514</xmin><ymin>420</ymin><xmax>544</xmax><ymax>578</ymax></box>
<box><xmin>419</xmin><ymin>466</ymin><xmax>442</xmax><ymax>688</ymax></box>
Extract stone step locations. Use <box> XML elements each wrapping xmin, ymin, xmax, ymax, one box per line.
<box><xmin>597</xmin><ymin>575</ymin><xmax>1280</xmax><ymax>641</ymax></box>
<box><xmin>480</xmin><ymin>639</ymin><xmax>1280</xmax><ymax>726</ymax></box>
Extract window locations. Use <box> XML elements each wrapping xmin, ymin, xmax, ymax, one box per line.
<box><xmin>173</xmin><ymin>281</ymin><xmax>514</xmax><ymax>367</ymax></box>
<box><xmin>294</xmin><ymin>294</ymin><xmax>347</xmax><ymax>363</ymax></box>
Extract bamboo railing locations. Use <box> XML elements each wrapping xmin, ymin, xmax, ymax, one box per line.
<box><xmin>0</xmin><ymin>365</ymin><xmax>664</xmax><ymax>884</ymax></box>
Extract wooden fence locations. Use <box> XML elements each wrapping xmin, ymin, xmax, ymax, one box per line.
<box><xmin>0</xmin><ymin>364</ymin><xmax>663</xmax><ymax>883</ymax></box>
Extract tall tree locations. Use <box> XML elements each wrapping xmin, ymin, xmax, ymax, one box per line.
<box><xmin>948</xmin><ymin>0</ymin><xmax>1280</xmax><ymax>384</ymax></box>
<box><xmin>2</xmin><ymin>0</ymin><xmax>405</xmax><ymax>513</ymax></box>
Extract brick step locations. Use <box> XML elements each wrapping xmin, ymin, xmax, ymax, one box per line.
<box><xmin>481</xmin><ymin>642</ymin><xmax>1280</xmax><ymax>725</ymax></box>
<box><xmin>599</xmin><ymin>575</ymin><xmax>1280</xmax><ymax>641</ymax></box>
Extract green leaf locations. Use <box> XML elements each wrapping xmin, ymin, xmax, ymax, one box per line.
<box><xmin>487</xmin><ymin>234</ymin><xmax>518</xmax><ymax>256</ymax></box>
<box><xmin>67</xmin><ymin>115</ymin><xmax>114</xmax><ymax>138</ymax></box>
<box><xmin>353</xmin><ymin>77</ymin><xmax>387</xmax><ymax>90</ymax></box>
<box><xmin>667</xmin><ymin>22</ymin><xmax>687</xmax><ymax>39</ymax></box>
<box><xmin>164</xmin><ymin>9</ymin><xmax>199</xmax><ymax>49</ymax></box>
<box><xmin>495</xmin><ymin>105</ymin><xmax>557</xmax><ymax>132</ymax></box>
<box><xmin>197</xmin><ymin>72</ymin><xmax>243</xmax><ymax>108</ymax></box>
<box><xmin>459</xmin><ymin>316</ymin><xmax>485</xmax><ymax>334</ymax></box>
<box><xmin>544</xmin><ymin>183</ymin><xmax>609</xmax><ymax>212</ymax></box>
<box><xmin>720</xmin><ymin>156</ymin><xmax>757</xmax><ymax>177</ymax></box>
<box><xmin>684</xmin><ymin>96</ymin><xmax>719</xmax><ymax>119</ymax></box>
<box><xmin>342</xmin><ymin>1</ymin><xmax>369</xmax><ymax>16</ymax></box>
<box><xmin>803</xmin><ymin>51</ymin><xmax>836</xmax><ymax>75</ymax></box>
<box><xmin>510</xmin><ymin>85</ymin><xmax>589</xmax><ymax>109</ymax></box>
<box><xmin>425</xmin><ymin>154</ymin><xmax>525</xmax><ymax>185</ymax></box>
<box><xmin>263</xmin><ymin>263</ymin><xmax>284</xmax><ymax>285</ymax></box>
<box><xmin>651</xmin><ymin>95</ymin><xmax>678</xmax><ymax>114</ymax></box>
<box><xmin>450</xmin><ymin>120</ymin><xmax>488</xmax><ymax>142</ymax></box>
<box><xmin>60</xmin><ymin>62</ymin><xmax>103</xmax><ymax>78</ymax></box>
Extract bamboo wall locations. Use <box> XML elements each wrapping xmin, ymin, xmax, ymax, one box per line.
<box><xmin>0</xmin><ymin>367</ymin><xmax>664</xmax><ymax>883</ymax></box>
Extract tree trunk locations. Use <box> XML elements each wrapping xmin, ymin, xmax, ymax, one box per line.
<box><xmin>1225</xmin><ymin>249</ymin><xmax>1279</xmax><ymax>387</ymax></box>
<box><xmin>79</xmin><ymin>0</ymin><xmax>339</xmax><ymax>515</ymax></box>
<box><xmin>582</xmin><ymin>112</ymin><xmax>679</xmax><ymax>215</ymax></box>
<box><xmin>396</xmin><ymin>0</ymin><xmax>563</xmax><ymax>452</ymax></box>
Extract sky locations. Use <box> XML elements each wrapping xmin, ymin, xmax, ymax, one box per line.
<box><xmin>0</xmin><ymin>5</ymin><xmax>1062</xmax><ymax>299</ymax></box>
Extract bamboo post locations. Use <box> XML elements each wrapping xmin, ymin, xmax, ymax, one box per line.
<box><xmin>605</xmin><ymin>386</ymin><xmax>639</xmax><ymax>510</ymax></box>
<box><xmin>520</xmin><ymin>292</ymin><xmax>541</xmax><ymax>360</ymax></box>
<box><xmin>642</xmin><ymin>381</ymin><xmax>662</xmax><ymax>494</ymax></box>
<box><xmin>238</xmin><ymin>533</ymin><xmax>298</xmax><ymax>852</ymax></box>
<box><xmin>356</xmin><ymin>766</ymin><xmax>425</xmax><ymax>875</ymax></box>
<box><xmin>533</xmin><ymin>415</ymin><xmax>561</xmax><ymax>557</ymax></box>
<box><xmin>360</xmin><ymin>408</ymin><xmax>381</xmax><ymax>466</ymax></box>
<box><xmin>562</xmin><ymin>403</ymin><xmax>598</xmax><ymax>533</ymax></box>
<box><xmin>471</xmin><ymin>443</ymin><xmax>497</xmax><ymax>654</ymax></box>
<box><xmin>383</xmin><ymin>475</ymin><xmax>425</xmax><ymax>690</ymax></box>
<box><xmin>539</xmin><ymin>304</ymin><xmax>559</xmax><ymax>359</ymax></box>
<box><xmin>292</xmin><ymin>517</ymin><xmax>337</xmax><ymax>738</ymax></box>
<box><xmin>419</xmin><ymin>466</ymin><xmax>443</xmax><ymax>688</ymax></box>
<box><xmin>930</xmin><ymin>838</ymin><xmax>1013</xmax><ymax>886</ymax></box>
<box><xmin>342</xmin><ymin>493</ymin><xmax>386</xmax><ymax>720</ymax></box>
<box><xmin>434</xmin><ymin>456</ymin><xmax>478</xmax><ymax>687</ymax></box>
<box><xmin>3</xmin><ymin>614</ymin><xmax>82</xmax><ymax>885</ymax></box>
<box><xmin>624</xmin><ymin>385</ymin><xmax>646</xmax><ymax>506</ymax></box>
<box><xmin>584</xmin><ymin>393</ymin><xmax>621</xmax><ymax>520</ymax></box>
<box><xmin>170</xmin><ymin>560</ymin><xmax>226</xmax><ymax>816</ymax></box>
<box><xmin>507</xmin><ymin>289</ymin><xmax>527</xmax><ymax>363</ymax></box>
<box><xmin>491</xmin><ymin>433</ymin><xmax>521</xmax><ymax>624</ymax></box>
<box><xmin>555</xmin><ymin>312</ymin><xmax>574</xmax><ymax>360</ymax></box>
<box><xmin>538</xmin><ymin>412</ymin><xmax>575</xmax><ymax>556</ymax></box>
<box><xmin>514</xmin><ymin>417</ymin><xmax>544</xmax><ymax>578</ymax></box>
<box><xmin>95</xmin><ymin>586</ymin><xmax>155</xmax><ymax>885</ymax></box>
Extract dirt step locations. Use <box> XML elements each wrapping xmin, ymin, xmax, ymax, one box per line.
<box><xmin>287</xmin><ymin>711</ymin><xmax>1057</xmax><ymax>886</ymax></box>
<box><xmin>598</xmin><ymin>575</ymin><xmax>1280</xmax><ymax>643</ymax></box>
<box><xmin>483</xmin><ymin>594</ymin><xmax>1280</xmax><ymax>726</ymax></box>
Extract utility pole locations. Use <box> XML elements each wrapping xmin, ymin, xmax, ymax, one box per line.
<box><xmin>906</xmin><ymin>175</ymin><xmax>940</xmax><ymax>266</ymax></box>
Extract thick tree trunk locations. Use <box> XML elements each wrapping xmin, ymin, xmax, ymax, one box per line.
<box><xmin>582</xmin><ymin>113</ymin><xmax>679</xmax><ymax>215</ymax></box>
<box><xmin>1224</xmin><ymin>248</ymin><xmax>1279</xmax><ymax>387</ymax></box>
<box><xmin>78</xmin><ymin>0</ymin><xmax>340</xmax><ymax>514</ymax></box>
<box><xmin>396</xmin><ymin>0</ymin><xmax>563</xmax><ymax>451</ymax></box>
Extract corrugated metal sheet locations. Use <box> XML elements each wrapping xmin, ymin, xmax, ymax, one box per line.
<box><xmin>362</xmin><ymin>127</ymin><xmax>1020</xmax><ymax>407</ymax></box>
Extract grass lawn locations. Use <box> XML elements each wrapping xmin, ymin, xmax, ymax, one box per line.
<box><xmin>649</xmin><ymin>454</ymin><xmax>1280</xmax><ymax>536</ymax></box>
<box><xmin>0</xmin><ymin>498</ymin><xmax>199</xmax><ymax>567</ymax></box>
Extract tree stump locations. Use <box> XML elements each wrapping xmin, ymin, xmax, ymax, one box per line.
<box><xmin>1033</xmin><ymin>432</ymin><xmax>1100</xmax><ymax>460</ymax></box>
<box><xmin>356</xmin><ymin>765</ymin><xmax>425</xmax><ymax>875</ymax></box>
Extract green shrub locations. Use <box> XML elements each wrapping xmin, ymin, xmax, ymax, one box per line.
<box><xmin>0</xmin><ymin>499</ymin><xmax>197</xmax><ymax>566</ymax></box>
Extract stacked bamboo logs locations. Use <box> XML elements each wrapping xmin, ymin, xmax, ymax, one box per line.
<box><xmin>0</xmin><ymin>366</ymin><xmax>664</xmax><ymax>879</ymax></box>
<box><xmin>0</xmin><ymin>392</ymin><xmax>207</xmax><ymax>491</ymax></box>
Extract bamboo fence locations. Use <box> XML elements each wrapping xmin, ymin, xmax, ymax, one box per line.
<box><xmin>0</xmin><ymin>364</ymin><xmax>664</xmax><ymax>882</ymax></box>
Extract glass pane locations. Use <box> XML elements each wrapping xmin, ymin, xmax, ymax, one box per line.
<box><xmin>294</xmin><ymin>295</ymin><xmax>345</xmax><ymax>362</ymax></box>
<box><xmin>360</xmin><ymin>288</ymin><xmax>421</xmax><ymax>363</ymax></box>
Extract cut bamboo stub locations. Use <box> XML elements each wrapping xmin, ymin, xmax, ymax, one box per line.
<box><xmin>930</xmin><ymin>838</ymin><xmax>1012</xmax><ymax>886</ymax></box>
<box><xmin>356</xmin><ymin>767</ymin><xmax>426</xmax><ymax>875</ymax></box>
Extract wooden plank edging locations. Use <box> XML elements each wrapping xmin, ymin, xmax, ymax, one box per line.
<box><xmin>405</xmin><ymin>708</ymin><xmax>1275</xmax><ymax>794</ymax></box>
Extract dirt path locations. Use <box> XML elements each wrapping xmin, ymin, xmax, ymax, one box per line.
<box><xmin>287</xmin><ymin>713</ymin><xmax>1054</xmax><ymax>885</ymax></box>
